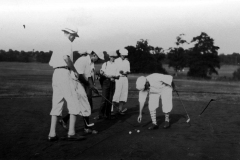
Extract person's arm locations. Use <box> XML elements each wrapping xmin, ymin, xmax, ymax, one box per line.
<box><xmin>63</xmin><ymin>55</ymin><xmax>79</xmax><ymax>78</ymax></box>
<box><xmin>137</xmin><ymin>91</ymin><xmax>148</xmax><ymax>123</ymax></box>
<box><xmin>123</xmin><ymin>60</ymin><xmax>131</xmax><ymax>76</ymax></box>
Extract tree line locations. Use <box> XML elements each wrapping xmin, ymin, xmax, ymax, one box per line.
<box><xmin>1</xmin><ymin>32</ymin><xmax>240</xmax><ymax>79</ymax></box>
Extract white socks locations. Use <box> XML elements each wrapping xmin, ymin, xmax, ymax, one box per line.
<box><xmin>165</xmin><ymin>113</ymin><xmax>170</xmax><ymax>122</ymax></box>
<box><xmin>150</xmin><ymin>110</ymin><xmax>157</xmax><ymax>125</ymax></box>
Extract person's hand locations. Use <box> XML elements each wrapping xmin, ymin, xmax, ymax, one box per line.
<box><xmin>90</xmin><ymin>86</ymin><xmax>99</xmax><ymax>95</ymax></box>
<box><xmin>74</xmin><ymin>72</ymin><xmax>79</xmax><ymax>79</ymax></box>
<box><xmin>137</xmin><ymin>114</ymin><xmax>142</xmax><ymax>123</ymax></box>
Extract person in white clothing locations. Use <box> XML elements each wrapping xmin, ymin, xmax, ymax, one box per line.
<box><xmin>48</xmin><ymin>27</ymin><xmax>88</xmax><ymax>141</ymax></box>
<box><xmin>59</xmin><ymin>50</ymin><xmax>104</xmax><ymax>134</ymax></box>
<box><xmin>136</xmin><ymin>73</ymin><xmax>175</xmax><ymax>129</ymax></box>
<box><xmin>112</xmin><ymin>48</ymin><xmax>130</xmax><ymax>114</ymax></box>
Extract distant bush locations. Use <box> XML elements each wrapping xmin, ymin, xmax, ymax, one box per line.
<box><xmin>233</xmin><ymin>67</ymin><xmax>240</xmax><ymax>80</ymax></box>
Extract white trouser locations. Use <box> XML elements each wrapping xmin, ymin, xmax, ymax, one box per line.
<box><xmin>148</xmin><ymin>86</ymin><xmax>173</xmax><ymax>113</ymax></box>
<box><xmin>50</xmin><ymin>69</ymin><xmax>91</xmax><ymax>116</ymax></box>
<box><xmin>112</xmin><ymin>76</ymin><xmax>128</xmax><ymax>103</ymax></box>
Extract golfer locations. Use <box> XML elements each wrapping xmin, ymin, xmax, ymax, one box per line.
<box><xmin>48</xmin><ymin>27</ymin><xmax>89</xmax><ymax>141</ymax></box>
<box><xmin>59</xmin><ymin>50</ymin><xmax>104</xmax><ymax>134</ymax></box>
<box><xmin>112</xmin><ymin>48</ymin><xmax>130</xmax><ymax>114</ymax></box>
<box><xmin>136</xmin><ymin>73</ymin><xmax>175</xmax><ymax>129</ymax></box>
<box><xmin>95</xmin><ymin>51</ymin><xmax>119</xmax><ymax>120</ymax></box>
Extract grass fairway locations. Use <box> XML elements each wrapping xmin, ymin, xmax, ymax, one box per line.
<box><xmin>0</xmin><ymin>62</ymin><xmax>240</xmax><ymax>159</ymax></box>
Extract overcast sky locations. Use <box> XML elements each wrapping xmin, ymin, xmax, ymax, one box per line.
<box><xmin>1</xmin><ymin>0</ymin><xmax>240</xmax><ymax>54</ymax></box>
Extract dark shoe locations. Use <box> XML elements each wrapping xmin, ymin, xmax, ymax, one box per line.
<box><xmin>163</xmin><ymin>121</ymin><xmax>170</xmax><ymax>129</ymax></box>
<box><xmin>94</xmin><ymin>115</ymin><xmax>104</xmax><ymax>120</ymax></box>
<box><xmin>58</xmin><ymin>119</ymin><xmax>68</xmax><ymax>130</ymax></box>
<box><xmin>84</xmin><ymin>128</ymin><xmax>98</xmax><ymax>134</ymax></box>
<box><xmin>48</xmin><ymin>135</ymin><xmax>59</xmax><ymax>142</ymax></box>
<box><xmin>148</xmin><ymin>124</ymin><xmax>159</xmax><ymax>130</ymax></box>
<box><xmin>67</xmin><ymin>134</ymin><xmax>86</xmax><ymax>141</ymax></box>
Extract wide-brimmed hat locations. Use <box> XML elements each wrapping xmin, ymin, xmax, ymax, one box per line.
<box><xmin>62</xmin><ymin>28</ymin><xmax>79</xmax><ymax>37</ymax></box>
<box><xmin>136</xmin><ymin>76</ymin><xmax>147</xmax><ymax>90</ymax></box>
<box><xmin>119</xmin><ymin>48</ymin><xmax>128</xmax><ymax>56</ymax></box>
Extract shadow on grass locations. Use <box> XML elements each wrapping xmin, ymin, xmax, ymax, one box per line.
<box><xmin>141</xmin><ymin>114</ymin><xmax>186</xmax><ymax>128</ymax></box>
<box><xmin>89</xmin><ymin>105</ymin><xmax>142</xmax><ymax>133</ymax></box>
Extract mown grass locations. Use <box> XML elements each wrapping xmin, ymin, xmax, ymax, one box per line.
<box><xmin>0</xmin><ymin>62</ymin><xmax>239</xmax><ymax>103</ymax></box>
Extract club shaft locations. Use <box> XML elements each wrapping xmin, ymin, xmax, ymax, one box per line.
<box><xmin>199</xmin><ymin>100</ymin><xmax>212</xmax><ymax>116</ymax></box>
<box><xmin>175</xmin><ymin>90</ymin><xmax>190</xmax><ymax>116</ymax></box>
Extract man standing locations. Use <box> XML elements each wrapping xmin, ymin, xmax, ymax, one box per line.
<box><xmin>48</xmin><ymin>27</ymin><xmax>89</xmax><ymax>141</ymax></box>
<box><xmin>136</xmin><ymin>73</ymin><xmax>175</xmax><ymax>129</ymax></box>
<box><xmin>95</xmin><ymin>51</ymin><xmax>119</xmax><ymax>120</ymax></box>
<box><xmin>112</xmin><ymin>48</ymin><xmax>130</xmax><ymax>114</ymax></box>
<box><xmin>60</xmin><ymin>50</ymin><xmax>104</xmax><ymax>134</ymax></box>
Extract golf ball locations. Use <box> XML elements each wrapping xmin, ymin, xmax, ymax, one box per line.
<box><xmin>137</xmin><ymin>130</ymin><xmax>140</xmax><ymax>133</ymax></box>
<box><xmin>129</xmin><ymin>131</ymin><xmax>132</xmax><ymax>134</ymax></box>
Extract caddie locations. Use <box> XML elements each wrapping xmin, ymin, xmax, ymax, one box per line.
<box><xmin>112</xmin><ymin>48</ymin><xmax>130</xmax><ymax>114</ymax></box>
<box><xmin>136</xmin><ymin>73</ymin><xmax>175</xmax><ymax>129</ymax></box>
<box><xmin>48</xmin><ymin>26</ymin><xmax>88</xmax><ymax>141</ymax></box>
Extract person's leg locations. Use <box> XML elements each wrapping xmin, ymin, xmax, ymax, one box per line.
<box><xmin>83</xmin><ymin>116</ymin><xmax>98</xmax><ymax>134</ymax></box>
<box><xmin>96</xmin><ymin>80</ymin><xmax>109</xmax><ymax>119</ymax></box>
<box><xmin>119</xmin><ymin>77</ymin><xmax>128</xmax><ymax>112</ymax></box>
<box><xmin>49</xmin><ymin>115</ymin><xmax>58</xmax><ymax>137</ymax></box>
<box><xmin>106</xmin><ymin>81</ymin><xmax>115</xmax><ymax>119</ymax></box>
<box><xmin>161</xmin><ymin>87</ymin><xmax>173</xmax><ymax>128</ymax></box>
<box><xmin>148</xmin><ymin>93</ymin><xmax>160</xmax><ymax>130</ymax></box>
<box><xmin>68</xmin><ymin>114</ymin><xmax>77</xmax><ymax>135</ymax></box>
<box><xmin>49</xmin><ymin>81</ymin><xmax>64</xmax><ymax>138</ymax></box>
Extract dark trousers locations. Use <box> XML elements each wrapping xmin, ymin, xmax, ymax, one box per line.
<box><xmin>99</xmin><ymin>79</ymin><xmax>115</xmax><ymax>119</ymax></box>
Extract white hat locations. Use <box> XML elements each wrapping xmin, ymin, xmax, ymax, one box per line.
<box><xmin>62</xmin><ymin>27</ymin><xmax>79</xmax><ymax>37</ymax></box>
<box><xmin>119</xmin><ymin>48</ymin><xmax>128</xmax><ymax>56</ymax></box>
<box><xmin>94</xmin><ymin>51</ymin><xmax>105</xmax><ymax>60</ymax></box>
<box><xmin>136</xmin><ymin>76</ymin><xmax>147</xmax><ymax>90</ymax></box>
<box><xmin>108</xmin><ymin>51</ymin><xmax>118</xmax><ymax>57</ymax></box>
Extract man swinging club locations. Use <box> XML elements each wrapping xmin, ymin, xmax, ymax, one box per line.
<box><xmin>136</xmin><ymin>73</ymin><xmax>175</xmax><ymax>129</ymax></box>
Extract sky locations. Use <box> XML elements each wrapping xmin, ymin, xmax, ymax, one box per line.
<box><xmin>1</xmin><ymin>0</ymin><xmax>240</xmax><ymax>54</ymax></box>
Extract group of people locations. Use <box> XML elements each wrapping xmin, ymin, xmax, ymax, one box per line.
<box><xmin>48</xmin><ymin>26</ymin><xmax>175</xmax><ymax>142</ymax></box>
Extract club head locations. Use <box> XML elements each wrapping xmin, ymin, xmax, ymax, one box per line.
<box><xmin>87</xmin><ymin>123</ymin><xmax>94</xmax><ymax>127</ymax></box>
<box><xmin>211</xmin><ymin>99</ymin><xmax>216</xmax><ymax>101</ymax></box>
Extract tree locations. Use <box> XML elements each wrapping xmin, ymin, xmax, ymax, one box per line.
<box><xmin>187</xmin><ymin>32</ymin><xmax>220</xmax><ymax>78</ymax></box>
<box><xmin>126</xmin><ymin>39</ymin><xmax>167</xmax><ymax>74</ymax></box>
<box><xmin>167</xmin><ymin>34</ymin><xmax>188</xmax><ymax>76</ymax></box>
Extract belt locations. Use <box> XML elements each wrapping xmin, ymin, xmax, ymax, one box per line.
<box><xmin>54</xmin><ymin>66</ymin><xmax>70</xmax><ymax>70</ymax></box>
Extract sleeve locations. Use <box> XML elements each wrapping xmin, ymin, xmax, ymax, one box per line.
<box><xmin>159</xmin><ymin>74</ymin><xmax>173</xmax><ymax>85</ymax></box>
<box><xmin>138</xmin><ymin>90</ymin><xmax>148</xmax><ymax>104</ymax></box>
<box><xmin>74</xmin><ymin>58</ymin><xmax>86</xmax><ymax>74</ymax></box>
<box><xmin>101</xmin><ymin>62</ymin><xmax>107</xmax><ymax>72</ymax></box>
<box><xmin>126</xmin><ymin>60</ymin><xmax>130</xmax><ymax>72</ymax></box>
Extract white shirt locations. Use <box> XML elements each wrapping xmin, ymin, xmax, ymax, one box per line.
<box><xmin>115</xmin><ymin>57</ymin><xmax>130</xmax><ymax>75</ymax></box>
<box><xmin>138</xmin><ymin>73</ymin><xmax>173</xmax><ymax>103</ymax></box>
<box><xmin>101</xmin><ymin>61</ymin><xmax>118</xmax><ymax>76</ymax></box>
<box><xmin>74</xmin><ymin>55</ymin><xmax>91</xmax><ymax>80</ymax></box>
<box><xmin>49</xmin><ymin>37</ymin><xmax>73</xmax><ymax>68</ymax></box>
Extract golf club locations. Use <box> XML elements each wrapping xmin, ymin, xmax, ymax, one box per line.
<box><xmin>199</xmin><ymin>99</ymin><xmax>216</xmax><ymax>116</ymax></box>
<box><xmin>83</xmin><ymin>118</ymin><xmax>94</xmax><ymax>127</ymax></box>
<box><xmin>92</xmin><ymin>89</ymin><xmax>118</xmax><ymax>108</ymax></box>
<box><xmin>175</xmin><ymin>90</ymin><xmax>191</xmax><ymax>124</ymax></box>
